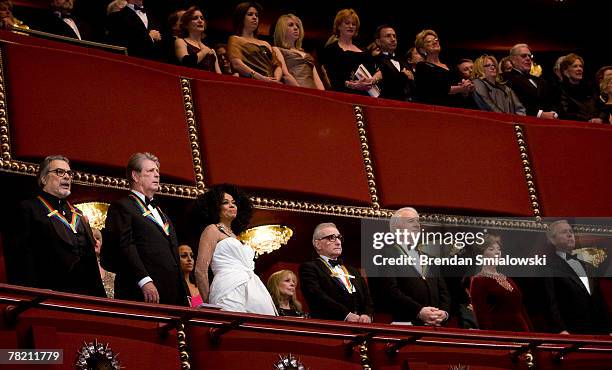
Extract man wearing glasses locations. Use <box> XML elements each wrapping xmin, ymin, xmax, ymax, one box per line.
<box><xmin>7</xmin><ymin>155</ymin><xmax>106</xmax><ymax>297</ymax></box>
<box><xmin>299</xmin><ymin>222</ymin><xmax>373</xmax><ymax>322</ymax></box>
<box><xmin>503</xmin><ymin>43</ymin><xmax>560</xmax><ymax>119</ymax></box>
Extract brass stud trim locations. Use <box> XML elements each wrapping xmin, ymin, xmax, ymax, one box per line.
<box><xmin>177</xmin><ymin>322</ymin><xmax>191</xmax><ymax>370</ymax></box>
<box><xmin>514</xmin><ymin>125</ymin><xmax>542</xmax><ymax>221</ymax></box>
<box><xmin>359</xmin><ymin>340</ymin><xmax>372</xmax><ymax>370</ymax></box>
<box><xmin>0</xmin><ymin>45</ymin><xmax>12</xmax><ymax>162</ymax></box>
<box><xmin>353</xmin><ymin>105</ymin><xmax>380</xmax><ymax>210</ymax></box>
<box><xmin>180</xmin><ymin>77</ymin><xmax>205</xmax><ymax>194</ymax></box>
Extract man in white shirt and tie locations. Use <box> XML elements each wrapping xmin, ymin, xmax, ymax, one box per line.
<box><xmin>544</xmin><ymin>220</ymin><xmax>611</xmax><ymax>335</ymax></box>
<box><xmin>373</xmin><ymin>25</ymin><xmax>415</xmax><ymax>101</ymax></box>
<box><xmin>107</xmin><ymin>0</ymin><xmax>163</xmax><ymax>60</ymax></box>
<box><xmin>40</xmin><ymin>0</ymin><xmax>88</xmax><ymax>40</ymax></box>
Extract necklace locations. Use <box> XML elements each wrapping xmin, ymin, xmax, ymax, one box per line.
<box><xmin>477</xmin><ymin>270</ymin><xmax>514</xmax><ymax>292</ymax></box>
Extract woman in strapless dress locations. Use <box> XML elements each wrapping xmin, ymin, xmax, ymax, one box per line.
<box><xmin>174</xmin><ymin>6</ymin><xmax>221</xmax><ymax>73</ymax></box>
<box><xmin>272</xmin><ymin>14</ymin><xmax>324</xmax><ymax>90</ymax></box>
<box><xmin>194</xmin><ymin>184</ymin><xmax>276</xmax><ymax>315</ymax></box>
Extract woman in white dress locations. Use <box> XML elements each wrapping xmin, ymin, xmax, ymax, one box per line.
<box><xmin>194</xmin><ymin>184</ymin><xmax>276</xmax><ymax>315</ymax></box>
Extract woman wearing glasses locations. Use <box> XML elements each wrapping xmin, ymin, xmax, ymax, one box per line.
<box><xmin>194</xmin><ymin>184</ymin><xmax>276</xmax><ymax>315</ymax></box>
<box><xmin>471</xmin><ymin>55</ymin><xmax>526</xmax><ymax>115</ymax></box>
<box><xmin>413</xmin><ymin>29</ymin><xmax>473</xmax><ymax>106</ymax></box>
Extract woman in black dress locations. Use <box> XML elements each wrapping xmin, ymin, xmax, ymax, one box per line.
<box><xmin>267</xmin><ymin>269</ymin><xmax>308</xmax><ymax>318</ymax></box>
<box><xmin>174</xmin><ymin>6</ymin><xmax>221</xmax><ymax>73</ymax></box>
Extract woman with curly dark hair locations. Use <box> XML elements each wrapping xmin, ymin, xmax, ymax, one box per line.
<box><xmin>194</xmin><ymin>184</ymin><xmax>276</xmax><ymax>315</ymax></box>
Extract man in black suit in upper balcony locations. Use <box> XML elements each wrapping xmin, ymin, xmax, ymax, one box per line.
<box><xmin>101</xmin><ymin>152</ymin><xmax>187</xmax><ymax>306</ymax></box>
<box><xmin>375</xmin><ymin>207</ymin><xmax>450</xmax><ymax>326</ymax></box>
<box><xmin>373</xmin><ymin>25</ymin><xmax>415</xmax><ymax>101</ymax></box>
<box><xmin>107</xmin><ymin>0</ymin><xmax>164</xmax><ymax>60</ymax></box>
<box><xmin>299</xmin><ymin>223</ymin><xmax>374</xmax><ymax>322</ymax></box>
<box><xmin>502</xmin><ymin>43</ymin><xmax>560</xmax><ymax>119</ymax></box>
<box><xmin>544</xmin><ymin>220</ymin><xmax>611</xmax><ymax>335</ymax></box>
<box><xmin>7</xmin><ymin>155</ymin><xmax>105</xmax><ymax>297</ymax></box>
<box><xmin>38</xmin><ymin>0</ymin><xmax>91</xmax><ymax>40</ymax></box>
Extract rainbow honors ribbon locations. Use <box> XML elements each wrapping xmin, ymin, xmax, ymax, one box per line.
<box><xmin>129</xmin><ymin>194</ymin><xmax>170</xmax><ymax>236</ymax></box>
<box><xmin>37</xmin><ymin>195</ymin><xmax>81</xmax><ymax>234</ymax></box>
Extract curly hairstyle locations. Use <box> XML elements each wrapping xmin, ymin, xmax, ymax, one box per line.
<box><xmin>266</xmin><ymin>270</ymin><xmax>302</xmax><ymax>311</ymax></box>
<box><xmin>194</xmin><ymin>184</ymin><xmax>253</xmax><ymax>234</ymax></box>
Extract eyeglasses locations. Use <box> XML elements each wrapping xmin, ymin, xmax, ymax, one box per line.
<box><xmin>49</xmin><ymin>168</ymin><xmax>75</xmax><ymax>178</ymax></box>
<box><xmin>483</xmin><ymin>64</ymin><xmax>497</xmax><ymax>68</ymax></box>
<box><xmin>518</xmin><ymin>53</ymin><xmax>533</xmax><ymax>59</ymax></box>
<box><xmin>317</xmin><ymin>234</ymin><xmax>343</xmax><ymax>243</ymax></box>
<box><xmin>424</xmin><ymin>37</ymin><xmax>439</xmax><ymax>44</ymax></box>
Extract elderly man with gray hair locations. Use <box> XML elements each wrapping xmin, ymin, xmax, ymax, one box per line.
<box><xmin>8</xmin><ymin>155</ymin><xmax>106</xmax><ymax>297</ymax></box>
<box><xmin>299</xmin><ymin>222</ymin><xmax>373</xmax><ymax>322</ymax></box>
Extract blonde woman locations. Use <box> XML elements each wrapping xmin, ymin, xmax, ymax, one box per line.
<box><xmin>272</xmin><ymin>14</ymin><xmax>324</xmax><ymax>90</ymax></box>
<box><xmin>267</xmin><ymin>270</ymin><xmax>308</xmax><ymax>318</ymax></box>
<box><xmin>471</xmin><ymin>55</ymin><xmax>526</xmax><ymax>115</ymax></box>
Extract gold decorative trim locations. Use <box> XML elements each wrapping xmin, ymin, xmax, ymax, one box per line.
<box><xmin>353</xmin><ymin>105</ymin><xmax>380</xmax><ymax>210</ymax></box>
<box><xmin>514</xmin><ymin>125</ymin><xmax>542</xmax><ymax>220</ymax></box>
<box><xmin>0</xmin><ymin>45</ymin><xmax>12</xmax><ymax>162</ymax></box>
<box><xmin>359</xmin><ymin>340</ymin><xmax>372</xmax><ymax>370</ymax></box>
<box><xmin>177</xmin><ymin>322</ymin><xmax>191</xmax><ymax>370</ymax></box>
<box><xmin>180</xmin><ymin>77</ymin><xmax>205</xmax><ymax>194</ymax></box>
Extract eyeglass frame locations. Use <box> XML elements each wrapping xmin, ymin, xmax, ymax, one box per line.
<box><xmin>316</xmin><ymin>234</ymin><xmax>344</xmax><ymax>243</ymax></box>
<box><xmin>518</xmin><ymin>53</ymin><xmax>534</xmax><ymax>59</ymax></box>
<box><xmin>48</xmin><ymin>168</ymin><xmax>75</xmax><ymax>178</ymax></box>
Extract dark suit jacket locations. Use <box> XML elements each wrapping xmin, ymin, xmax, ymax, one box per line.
<box><xmin>38</xmin><ymin>12</ymin><xmax>90</xmax><ymax>40</ymax></box>
<box><xmin>502</xmin><ymin>68</ymin><xmax>560</xmax><ymax>116</ymax></box>
<box><xmin>107</xmin><ymin>6</ymin><xmax>163</xmax><ymax>60</ymax></box>
<box><xmin>299</xmin><ymin>258</ymin><xmax>373</xmax><ymax>321</ymax></box>
<box><xmin>101</xmin><ymin>193</ymin><xmax>187</xmax><ymax>305</ymax></box>
<box><xmin>7</xmin><ymin>194</ymin><xmax>106</xmax><ymax>297</ymax></box>
<box><xmin>544</xmin><ymin>253</ymin><xmax>611</xmax><ymax>334</ymax></box>
<box><xmin>376</xmin><ymin>244</ymin><xmax>450</xmax><ymax>324</ymax></box>
<box><xmin>375</xmin><ymin>53</ymin><xmax>415</xmax><ymax>101</ymax></box>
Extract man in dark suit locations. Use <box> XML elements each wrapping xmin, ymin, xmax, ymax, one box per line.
<box><xmin>107</xmin><ymin>0</ymin><xmax>164</xmax><ymax>60</ymax></box>
<box><xmin>502</xmin><ymin>43</ymin><xmax>560</xmax><ymax>118</ymax></box>
<box><xmin>38</xmin><ymin>0</ymin><xmax>90</xmax><ymax>40</ymax></box>
<box><xmin>101</xmin><ymin>152</ymin><xmax>187</xmax><ymax>306</ymax></box>
<box><xmin>373</xmin><ymin>25</ymin><xmax>415</xmax><ymax>101</ymax></box>
<box><xmin>7</xmin><ymin>155</ymin><xmax>106</xmax><ymax>297</ymax></box>
<box><xmin>544</xmin><ymin>220</ymin><xmax>611</xmax><ymax>335</ymax></box>
<box><xmin>299</xmin><ymin>223</ymin><xmax>374</xmax><ymax>322</ymax></box>
<box><xmin>377</xmin><ymin>207</ymin><xmax>450</xmax><ymax>325</ymax></box>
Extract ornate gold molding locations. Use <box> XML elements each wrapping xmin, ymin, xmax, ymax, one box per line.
<box><xmin>0</xmin><ymin>45</ymin><xmax>12</xmax><ymax>162</ymax></box>
<box><xmin>180</xmin><ymin>77</ymin><xmax>205</xmax><ymax>194</ymax></box>
<box><xmin>353</xmin><ymin>105</ymin><xmax>380</xmax><ymax>210</ymax></box>
<box><xmin>177</xmin><ymin>322</ymin><xmax>191</xmax><ymax>370</ymax></box>
<box><xmin>359</xmin><ymin>340</ymin><xmax>372</xmax><ymax>370</ymax></box>
<box><xmin>514</xmin><ymin>125</ymin><xmax>542</xmax><ymax>220</ymax></box>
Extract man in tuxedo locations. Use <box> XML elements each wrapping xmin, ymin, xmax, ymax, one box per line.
<box><xmin>8</xmin><ymin>155</ymin><xmax>105</xmax><ymax>297</ymax></box>
<box><xmin>299</xmin><ymin>223</ymin><xmax>374</xmax><ymax>322</ymax></box>
<box><xmin>373</xmin><ymin>25</ymin><xmax>415</xmax><ymax>101</ymax></box>
<box><xmin>503</xmin><ymin>43</ymin><xmax>560</xmax><ymax>118</ymax></box>
<box><xmin>377</xmin><ymin>207</ymin><xmax>450</xmax><ymax>326</ymax></box>
<box><xmin>38</xmin><ymin>0</ymin><xmax>90</xmax><ymax>40</ymax></box>
<box><xmin>544</xmin><ymin>220</ymin><xmax>611</xmax><ymax>335</ymax></box>
<box><xmin>107</xmin><ymin>0</ymin><xmax>164</xmax><ymax>60</ymax></box>
<box><xmin>101</xmin><ymin>152</ymin><xmax>187</xmax><ymax>305</ymax></box>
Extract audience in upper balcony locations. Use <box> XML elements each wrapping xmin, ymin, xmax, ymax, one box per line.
<box><xmin>502</xmin><ymin>43</ymin><xmax>560</xmax><ymax>119</ymax></box>
<box><xmin>413</xmin><ymin>29</ymin><xmax>473</xmax><ymax>107</ymax></box>
<box><xmin>178</xmin><ymin>244</ymin><xmax>203</xmax><ymax>307</ymax></box>
<box><xmin>273</xmin><ymin>14</ymin><xmax>324</xmax><ymax>90</ymax></box>
<box><xmin>405</xmin><ymin>47</ymin><xmax>423</xmax><ymax>74</ymax></box>
<box><xmin>228</xmin><ymin>2</ymin><xmax>282</xmax><ymax>83</ymax></box>
<box><xmin>107</xmin><ymin>0</ymin><xmax>164</xmax><ymax>60</ymax></box>
<box><xmin>471</xmin><ymin>54</ymin><xmax>526</xmax><ymax>115</ymax></box>
<box><xmin>498</xmin><ymin>56</ymin><xmax>513</xmax><ymax>74</ymax></box>
<box><xmin>373</xmin><ymin>25</ymin><xmax>415</xmax><ymax>101</ymax></box>
<box><xmin>470</xmin><ymin>234</ymin><xmax>532</xmax><ymax>332</ymax></box>
<box><xmin>267</xmin><ymin>269</ymin><xmax>309</xmax><ymax>318</ymax></box>
<box><xmin>101</xmin><ymin>152</ymin><xmax>188</xmax><ymax>306</ymax></box>
<box><xmin>544</xmin><ymin>220</ymin><xmax>611</xmax><ymax>335</ymax></box>
<box><xmin>596</xmin><ymin>75</ymin><xmax>612</xmax><ymax>124</ymax></box>
<box><xmin>300</xmin><ymin>223</ymin><xmax>373</xmax><ymax>322</ymax></box>
<box><xmin>558</xmin><ymin>53</ymin><xmax>601</xmax><ymax>123</ymax></box>
<box><xmin>7</xmin><ymin>155</ymin><xmax>106</xmax><ymax>297</ymax></box>
<box><xmin>0</xmin><ymin>0</ymin><xmax>28</xmax><ymax>30</ymax></box>
<box><xmin>174</xmin><ymin>7</ymin><xmax>221</xmax><ymax>73</ymax></box>
<box><xmin>319</xmin><ymin>9</ymin><xmax>379</xmax><ymax>95</ymax></box>
<box><xmin>214</xmin><ymin>43</ymin><xmax>236</xmax><ymax>75</ymax></box>
<box><xmin>373</xmin><ymin>207</ymin><xmax>450</xmax><ymax>326</ymax></box>
<box><xmin>38</xmin><ymin>0</ymin><xmax>90</xmax><ymax>40</ymax></box>
<box><xmin>194</xmin><ymin>184</ymin><xmax>277</xmax><ymax>315</ymax></box>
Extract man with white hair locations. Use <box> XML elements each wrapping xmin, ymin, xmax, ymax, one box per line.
<box><xmin>377</xmin><ymin>207</ymin><xmax>450</xmax><ymax>326</ymax></box>
<box><xmin>299</xmin><ymin>222</ymin><xmax>373</xmax><ymax>322</ymax></box>
<box><xmin>544</xmin><ymin>220</ymin><xmax>611</xmax><ymax>334</ymax></box>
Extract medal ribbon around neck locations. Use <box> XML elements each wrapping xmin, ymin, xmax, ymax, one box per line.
<box><xmin>37</xmin><ymin>195</ymin><xmax>81</xmax><ymax>234</ymax></box>
<box><xmin>320</xmin><ymin>257</ymin><xmax>355</xmax><ymax>294</ymax></box>
<box><xmin>129</xmin><ymin>194</ymin><xmax>170</xmax><ymax>236</ymax></box>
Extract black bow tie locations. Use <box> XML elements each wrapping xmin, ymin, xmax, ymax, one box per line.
<box><xmin>145</xmin><ymin>197</ymin><xmax>158</xmax><ymax>208</ymax></box>
<box><xmin>566</xmin><ymin>253</ymin><xmax>578</xmax><ymax>261</ymax></box>
<box><xmin>328</xmin><ymin>259</ymin><xmax>341</xmax><ymax>267</ymax></box>
<box><xmin>133</xmin><ymin>5</ymin><xmax>144</xmax><ymax>11</ymax></box>
<box><xmin>383</xmin><ymin>53</ymin><xmax>396</xmax><ymax>60</ymax></box>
